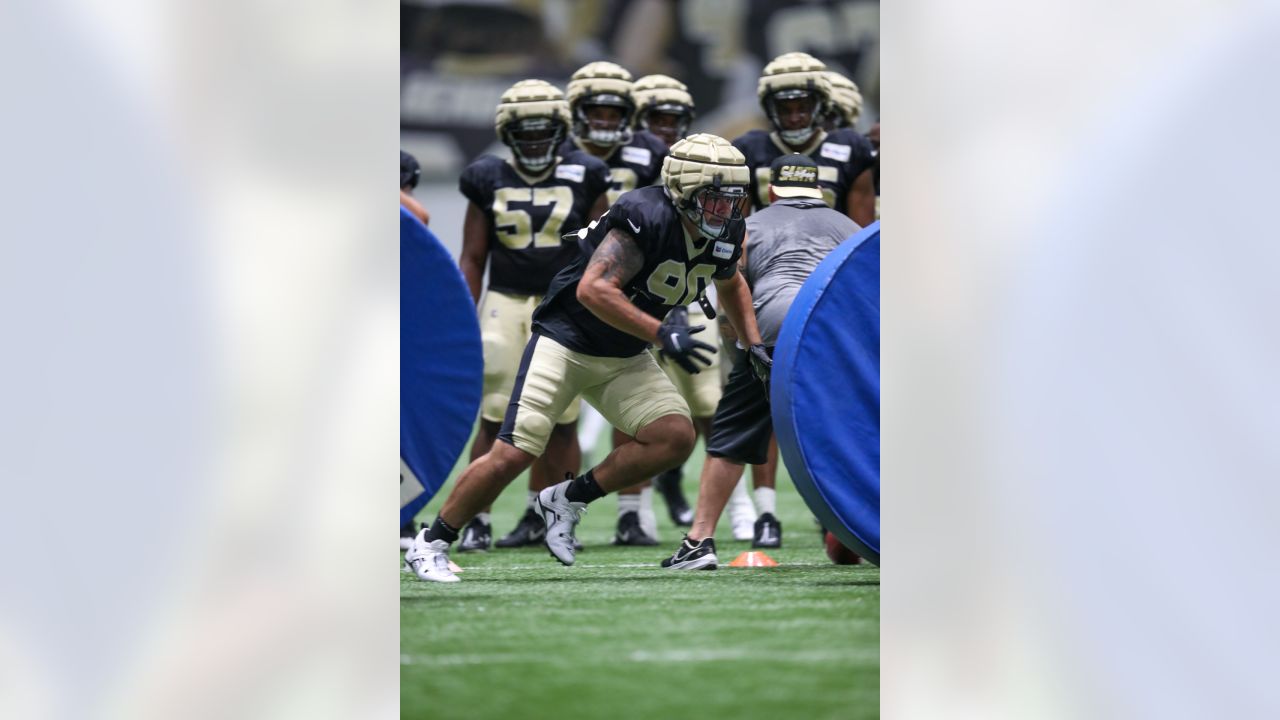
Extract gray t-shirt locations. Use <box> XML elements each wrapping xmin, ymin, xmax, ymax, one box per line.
<box><xmin>743</xmin><ymin>198</ymin><xmax>859</xmax><ymax>346</ymax></box>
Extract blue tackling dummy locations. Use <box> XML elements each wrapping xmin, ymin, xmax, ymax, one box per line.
<box><xmin>772</xmin><ymin>221</ymin><xmax>880</xmax><ymax>565</ymax></box>
<box><xmin>401</xmin><ymin>208</ymin><xmax>483</xmax><ymax>527</ymax></box>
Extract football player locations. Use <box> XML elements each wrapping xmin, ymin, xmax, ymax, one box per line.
<box><xmin>400</xmin><ymin>150</ymin><xmax>430</xmax><ymax>226</ymax></box>
<box><xmin>453</xmin><ymin>79</ymin><xmax>611</xmax><ymax>552</ymax></box>
<box><xmin>662</xmin><ymin>153</ymin><xmax>858</xmax><ymax>569</ymax></box>
<box><xmin>632</xmin><ymin>74</ymin><xmax>696</xmax><ymax>148</ymax></box>
<box><xmin>604</xmin><ymin>74</ymin><xmax>721</xmax><ymax>542</ymax></box>
<box><xmin>406</xmin><ymin>134</ymin><xmax>768</xmax><ymax>583</ymax></box>
<box><xmin>732</xmin><ymin>52</ymin><xmax>876</xmax><ymax>226</ymax></box>
<box><xmin>559</xmin><ymin>62</ymin><xmax>670</xmax><ymax>207</ymax></box>
<box><xmin>557</xmin><ymin>64</ymin><xmax>675</xmax><ymax>544</ymax></box>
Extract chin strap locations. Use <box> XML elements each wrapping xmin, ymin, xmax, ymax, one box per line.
<box><xmin>694</xmin><ymin>277</ymin><xmax>716</xmax><ymax>319</ymax></box>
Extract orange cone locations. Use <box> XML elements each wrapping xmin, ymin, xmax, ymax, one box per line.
<box><xmin>448</xmin><ymin>561</ymin><xmax>464</xmax><ymax>573</ymax></box>
<box><xmin>729</xmin><ymin>551</ymin><xmax>778</xmax><ymax>567</ymax></box>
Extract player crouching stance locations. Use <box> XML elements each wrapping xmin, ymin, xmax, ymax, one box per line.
<box><xmin>407</xmin><ymin>134</ymin><xmax>768</xmax><ymax>583</ymax></box>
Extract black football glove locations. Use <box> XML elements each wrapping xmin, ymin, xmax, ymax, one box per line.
<box><xmin>748</xmin><ymin>343</ymin><xmax>773</xmax><ymax>396</ymax></box>
<box><xmin>657</xmin><ymin>306</ymin><xmax>717</xmax><ymax>374</ymax></box>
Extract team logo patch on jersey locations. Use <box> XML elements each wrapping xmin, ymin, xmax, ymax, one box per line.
<box><xmin>820</xmin><ymin>142</ymin><xmax>852</xmax><ymax>162</ymax></box>
<box><xmin>555</xmin><ymin>164</ymin><xmax>585</xmax><ymax>182</ymax></box>
<box><xmin>713</xmin><ymin>241</ymin><xmax>734</xmax><ymax>259</ymax></box>
<box><xmin>621</xmin><ymin>146</ymin><xmax>652</xmax><ymax>166</ymax></box>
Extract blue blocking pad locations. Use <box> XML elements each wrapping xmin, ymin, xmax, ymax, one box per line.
<box><xmin>772</xmin><ymin>221</ymin><xmax>880</xmax><ymax>565</ymax></box>
<box><xmin>400</xmin><ymin>209</ymin><xmax>483</xmax><ymax>526</ymax></box>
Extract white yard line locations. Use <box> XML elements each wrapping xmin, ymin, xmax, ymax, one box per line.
<box><xmin>402</xmin><ymin>647</ymin><xmax>877</xmax><ymax>666</ymax></box>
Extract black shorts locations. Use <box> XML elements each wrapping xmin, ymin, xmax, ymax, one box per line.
<box><xmin>705</xmin><ymin>349</ymin><xmax>773</xmax><ymax>466</ymax></box>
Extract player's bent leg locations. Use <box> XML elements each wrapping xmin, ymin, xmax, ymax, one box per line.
<box><xmin>442</xmin><ymin>442</ymin><xmax>538</xmax><ymax>531</ymax></box>
<box><xmin>496</xmin><ymin>415</ymin><xmax>577</xmax><ymax>549</ymax></box>
<box><xmin>595</xmin><ymin>414</ymin><xmax>697</xmax><ymax>491</ymax></box>
<box><xmin>536</xmin><ymin>347</ymin><xmax>692</xmax><ymax>565</ymax></box>
<box><xmin>537</xmin><ymin>415</ymin><xmax>694</xmax><ymax>566</ymax></box>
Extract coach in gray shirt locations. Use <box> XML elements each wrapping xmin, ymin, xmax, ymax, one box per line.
<box><xmin>661</xmin><ymin>153</ymin><xmax>859</xmax><ymax>569</ymax></box>
<box><xmin>746</xmin><ymin>155</ymin><xmax>861</xmax><ymax>346</ymax></box>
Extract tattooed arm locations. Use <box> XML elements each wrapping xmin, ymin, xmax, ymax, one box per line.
<box><xmin>576</xmin><ymin>228</ymin><xmax>662</xmax><ymax>343</ymax></box>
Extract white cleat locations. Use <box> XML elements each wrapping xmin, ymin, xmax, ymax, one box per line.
<box><xmin>404</xmin><ymin>534</ymin><xmax>460</xmax><ymax>583</ymax></box>
<box><xmin>535</xmin><ymin>482</ymin><xmax>587</xmax><ymax>566</ymax></box>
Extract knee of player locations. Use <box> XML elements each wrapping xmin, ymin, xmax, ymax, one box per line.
<box><xmin>656</xmin><ymin>416</ymin><xmax>697</xmax><ymax>461</ymax></box>
<box><xmin>489</xmin><ymin>440</ymin><xmax>534</xmax><ymax>477</ymax></box>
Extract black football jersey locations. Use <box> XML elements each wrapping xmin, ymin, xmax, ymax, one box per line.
<box><xmin>459</xmin><ymin>151</ymin><xmax>611</xmax><ymax>296</ymax></box>
<box><xmin>732</xmin><ymin>128</ymin><xmax>875</xmax><ymax>215</ymax></box>
<box><xmin>559</xmin><ymin>130</ymin><xmax>669</xmax><ymax>206</ymax></box>
<box><xmin>533</xmin><ymin>186</ymin><xmax>742</xmax><ymax>358</ymax></box>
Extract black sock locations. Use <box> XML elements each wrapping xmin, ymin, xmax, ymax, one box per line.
<box><xmin>424</xmin><ymin>516</ymin><xmax>460</xmax><ymax>544</ymax></box>
<box><xmin>564</xmin><ymin>470</ymin><xmax>606</xmax><ymax>504</ymax></box>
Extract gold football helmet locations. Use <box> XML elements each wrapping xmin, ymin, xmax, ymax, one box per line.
<box><xmin>566</xmin><ymin>61</ymin><xmax>635</xmax><ymax>148</ymax></box>
<box><xmin>632</xmin><ymin>74</ymin><xmax>696</xmax><ymax>146</ymax></box>
<box><xmin>495</xmin><ymin>79</ymin><xmax>571</xmax><ymax>173</ymax></box>
<box><xmin>661</xmin><ymin>133</ymin><xmax>751</xmax><ymax>241</ymax></box>
<box><xmin>757</xmin><ymin>52</ymin><xmax>832</xmax><ymax>146</ymax></box>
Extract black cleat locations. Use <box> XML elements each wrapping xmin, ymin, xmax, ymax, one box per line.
<box><xmin>654</xmin><ymin>468</ymin><xmax>693</xmax><ymax>526</ymax></box>
<box><xmin>457</xmin><ymin>517</ymin><xmax>492</xmax><ymax>553</ymax></box>
<box><xmin>613</xmin><ymin>511</ymin><xmax>659</xmax><ymax>546</ymax></box>
<box><xmin>752</xmin><ymin>512</ymin><xmax>782</xmax><ymax>548</ymax></box>
<box><xmin>495</xmin><ymin>508</ymin><xmax>546</xmax><ymax>548</ymax></box>
<box><xmin>661</xmin><ymin>536</ymin><xmax>718</xmax><ymax>570</ymax></box>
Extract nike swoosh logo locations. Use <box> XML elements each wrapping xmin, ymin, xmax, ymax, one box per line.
<box><xmin>669</xmin><ymin>332</ymin><xmax>681</xmax><ymax>350</ymax></box>
<box><xmin>627</xmin><ymin>219</ymin><xmax>640</xmax><ymax>233</ymax></box>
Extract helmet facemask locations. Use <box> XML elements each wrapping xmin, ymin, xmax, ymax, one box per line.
<box><xmin>574</xmin><ymin>94</ymin><xmax>634</xmax><ymax>147</ymax></box>
<box><xmin>639</xmin><ymin>103</ymin><xmax>693</xmax><ymax>147</ymax></box>
<box><xmin>503</xmin><ymin>116</ymin><xmax>565</xmax><ymax>173</ymax></box>
<box><xmin>679</xmin><ymin>180</ymin><xmax>748</xmax><ymax>243</ymax></box>
<box><xmin>765</xmin><ymin>88</ymin><xmax>826</xmax><ymax>146</ymax></box>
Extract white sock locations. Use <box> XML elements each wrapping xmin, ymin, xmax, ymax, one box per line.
<box><xmin>753</xmin><ymin>487</ymin><xmax>777</xmax><ymax>516</ymax></box>
<box><xmin>638</xmin><ymin>486</ymin><xmax>658</xmax><ymax>538</ymax></box>
<box><xmin>618</xmin><ymin>492</ymin><xmax>641</xmax><ymax>516</ymax></box>
<box><xmin>476</xmin><ymin>512</ymin><xmax>492</xmax><ymax>525</ymax></box>
<box><xmin>729</xmin><ymin>476</ymin><xmax>754</xmax><ymax>512</ymax></box>
<box><xmin>526</xmin><ymin>491</ymin><xmax>538</xmax><ymax>509</ymax></box>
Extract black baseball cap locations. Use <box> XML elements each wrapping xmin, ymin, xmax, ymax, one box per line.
<box><xmin>769</xmin><ymin>153</ymin><xmax>822</xmax><ymax>200</ymax></box>
<box><xmin>401</xmin><ymin>150</ymin><xmax>421</xmax><ymax>190</ymax></box>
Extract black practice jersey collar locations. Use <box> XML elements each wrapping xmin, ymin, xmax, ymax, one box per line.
<box><xmin>571</xmin><ymin>135</ymin><xmax>620</xmax><ymax>163</ymax></box>
<box><xmin>505</xmin><ymin>156</ymin><xmax>564</xmax><ymax>185</ymax></box>
<box><xmin>768</xmin><ymin>129</ymin><xmax>828</xmax><ymax>157</ymax></box>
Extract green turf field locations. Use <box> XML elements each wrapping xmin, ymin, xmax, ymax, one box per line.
<box><xmin>401</xmin><ymin>427</ymin><xmax>879</xmax><ymax>720</ymax></box>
